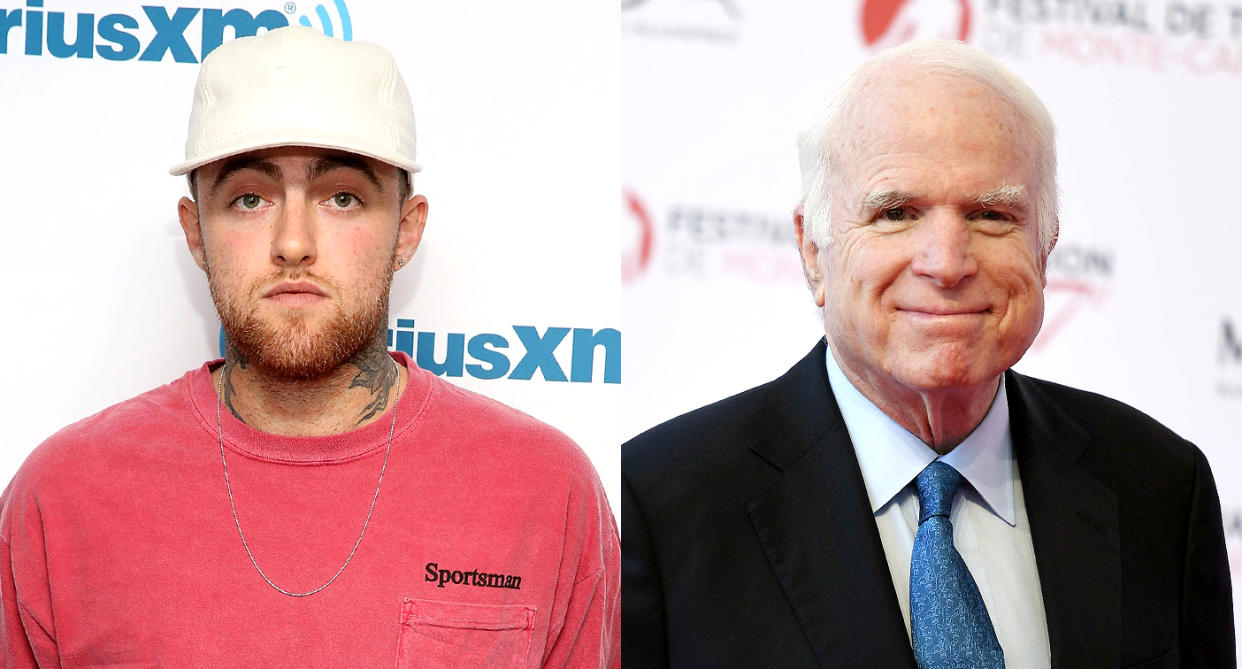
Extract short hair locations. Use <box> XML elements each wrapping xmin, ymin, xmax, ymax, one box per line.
<box><xmin>796</xmin><ymin>40</ymin><xmax>1059</xmax><ymax>259</ymax></box>
<box><xmin>396</xmin><ymin>171</ymin><xmax>410</xmax><ymax>202</ymax></box>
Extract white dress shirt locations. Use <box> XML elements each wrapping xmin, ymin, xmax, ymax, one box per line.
<box><xmin>824</xmin><ymin>348</ymin><xmax>1051</xmax><ymax>668</ymax></box>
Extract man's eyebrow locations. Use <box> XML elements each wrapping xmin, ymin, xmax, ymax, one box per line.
<box><xmin>206</xmin><ymin>157</ymin><xmax>282</xmax><ymax>200</ymax></box>
<box><xmin>307</xmin><ymin>155</ymin><xmax>384</xmax><ymax>193</ymax></box>
<box><xmin>975</xmin><ymin>184</ymin><xmax>1028</xmax><ymax>209</ymax></box>
<box><xmin>862</xmin><ymin>190</ymin><xmax>912</xmax><ymax>211</ymax></box>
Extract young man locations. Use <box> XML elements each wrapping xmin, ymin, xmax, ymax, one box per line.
<box><xmin>2</xmin><ymin>26</ymin><xmax>618</xmax><ymax>667</ymax></box>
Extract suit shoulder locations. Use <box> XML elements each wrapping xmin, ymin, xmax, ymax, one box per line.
<box><xmin>624</xmin><ymin>343</ymin><xmax>831</xmax><ymax>488</ymax></box>
<box><xmin>1017</xmin><ymin>374</ymin><xmax>1185</xmax><ymax>440</ymax></box>
<box><xmin>1011</xmin><ymin>372</ymin><xmax>1197</xmax><ymax>469</ymax></box>
<box><xmin>622</xmin><ymin>380</ymin><xmax>771</xmax><ymax>481</ymax></box>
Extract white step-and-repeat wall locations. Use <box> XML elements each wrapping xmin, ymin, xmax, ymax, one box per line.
<box><xmin>622</xmin><ymin>0</ymin><xmax>1241</xmax><ymax>651</ymax></box>
<box><xmin>0</xmin><ymin>1</ymin><xmax>620</xmax><ymax>509</ymax></box>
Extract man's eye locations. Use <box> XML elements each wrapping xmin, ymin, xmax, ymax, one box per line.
<box><xmin>331</xmin><ymin>193</ymin><xmax>358</xmax><ymax>208</ymax></box>
<box><xmin>884</xmin><ymin>207</ymin><xmax>906</xmax><ymax>221</ymax></box>
<box><xmin>235</xmin><ymin>194</ymin><xmax>263</xmax><ymax>210</ymax></box>
<box><xmin>979</xmin><ymin>210</ymin><xmax>1004</xmax><ymax>221</ymax></box>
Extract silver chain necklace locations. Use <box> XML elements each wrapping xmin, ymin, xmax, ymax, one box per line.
<box><xmin>215</xmin><ymin>358</ymin><xmax>400</xmax><ymax>597</ymax></box>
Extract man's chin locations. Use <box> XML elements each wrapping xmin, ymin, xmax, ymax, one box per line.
<box><xmin>223</xmin><ymin>319</ymin><xmax>381</xmax><ymax>381</ymax></box>
<box><xmin>890</xmin><ymin>357</ymin><xmax>1003</xmax><ymax>396</ymax></box>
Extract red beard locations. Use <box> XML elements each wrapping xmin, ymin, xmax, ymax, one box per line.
<box><xmin>210</xmin><ymin>269</ymin><xmax>392</xmax><ymax>380</ymax></box>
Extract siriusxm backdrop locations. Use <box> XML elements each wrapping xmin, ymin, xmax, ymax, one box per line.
<box><xmin>622</xmin><ymin>0</ymin><xmax>1241</xmax><ymax>651</ymax></box>
<box><xmin>0</xmin><ymin>1</ymin><xmax>621</xmax><ymax>512</ymax></box>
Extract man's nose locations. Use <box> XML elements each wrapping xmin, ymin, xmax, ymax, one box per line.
<box><xmin>271</xmin><ymin>198</ymin><xmax>316</xmax><ymax>267</ymax></box>
<box><xmin>910</xmin><ymin>211</ymin><xmax>977</xmax><ymax>288</ymax></box>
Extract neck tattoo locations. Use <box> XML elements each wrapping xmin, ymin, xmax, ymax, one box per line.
<box><xmin>215</xmin><ymin>356</ymin><xmax>401</xmax><ymax>597</ymax></box>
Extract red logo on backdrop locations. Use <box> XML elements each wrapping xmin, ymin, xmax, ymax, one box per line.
<box><xmin>623</xmin><ymin>188</ymin><xmax>655</xmax><ymax>284</ymax></box>
<box><xmin>860</xmin><ymin>0</ymin><xmax>971</xmax><ymax>48</ymax></box>
<box><xmin>1029</xmin><ymin>243</ymin><xmax>1115</xmax><ymax>352</ymax></box>
<box><xmin>1032</xmin><ymin>278</ymin><xmax>1104</xmax><ymax>352</ymax></box>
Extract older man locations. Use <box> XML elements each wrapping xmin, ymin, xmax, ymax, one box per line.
<box><xmin>622</xmin><ymin>40</ymin><xmax>1233</xmax><ymax>667</ymax></box>
<box><xmin>0</xmin><ymin>27</ymin><xmax>618</xmax><ymax>666</ymax></box>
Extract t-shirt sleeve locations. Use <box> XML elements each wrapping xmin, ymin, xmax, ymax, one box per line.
<box><xmin>1</xmin><ymin>481</ymin><xmax>62</xmax><ymax>668</ymax></box>
<box><xmin>539</xmin><ymin>463</ymin><xmax>620</xmax><ymax>669</ymax></box>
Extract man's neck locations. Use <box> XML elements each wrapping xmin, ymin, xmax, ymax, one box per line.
<box><xmin>837</xmin><ymin>362</ymin><xmax>1000</xmax><ymax>456</ymax></box>
<box><xmin>214</xmin><ymin>337</ymin><xmax>405</xmax><ymax>437</ymax></box>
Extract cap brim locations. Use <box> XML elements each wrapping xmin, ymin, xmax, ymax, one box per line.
<box><xmin>170</xmin><ymin>137</ymin><xmax>421</xmax><ymax>196</ymax></box>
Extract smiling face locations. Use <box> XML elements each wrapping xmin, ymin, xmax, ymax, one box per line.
<box><xmin>805</xmin><ymin>72</ymin><xmax>1047</xmax><ymax>401</ymax></box>
<box><xmin>179</xmin><ymin>146</ymin><xmax>427</xmax><ymax>379</ymax></box>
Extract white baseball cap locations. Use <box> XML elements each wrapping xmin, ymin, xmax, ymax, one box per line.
<box><xmin>170</xmin><ymin>26</ymin><xmax>420</xmax><ymax>195</ymax></box>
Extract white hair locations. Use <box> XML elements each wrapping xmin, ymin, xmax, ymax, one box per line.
<box><xmin>796</xmin><ymin>40</ymin><xmax>1059</xmax><ymax>259</ymax></box>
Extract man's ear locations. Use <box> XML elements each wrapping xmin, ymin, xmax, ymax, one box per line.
<box><xmin>178</xmin><ymin>196</ymin><xmax>208</xmax><ymax>271</ymax></box>
<box><xmin>393</xmin><ymin>194</ymin><xmax>429</xmax><ymax>270</ymax></box>
<box><xmin>794</xmin><ymin>206</ymin><xmax>826</xmax><ymax>307</ymax></box>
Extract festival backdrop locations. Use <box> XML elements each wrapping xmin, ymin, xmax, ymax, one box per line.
<box><xmin>622</xmin><ymin>0</ymin><xmax>1241</xmax><ymax>651</ymax></box>
<box><xmin>0</xmin><ymin>1</ymin><xmax>621</xmax><ymax>513</ymax></box>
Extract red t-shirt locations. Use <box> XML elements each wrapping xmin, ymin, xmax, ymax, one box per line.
<box><xmin>1</xmin><ymin>353</ymin><xmax>619</xmax><ymax>668</ymax></box>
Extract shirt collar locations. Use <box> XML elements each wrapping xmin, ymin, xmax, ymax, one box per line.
<box><xmin>824</xmin><ymin>346</ymin><xmax>1016</xmax><ymax>526</ymax></box>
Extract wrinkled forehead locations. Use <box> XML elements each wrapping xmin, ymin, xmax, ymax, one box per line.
<box><xmin>832</xmin><ymin>69</ymin><xmax>1036</xmax><ymax>169</ymax></box>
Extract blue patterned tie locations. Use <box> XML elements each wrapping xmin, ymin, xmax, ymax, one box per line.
<box><xmin>910</xmin><ymin>461</ymin><xmax>1005</xmax><ymax>668</ymax></box>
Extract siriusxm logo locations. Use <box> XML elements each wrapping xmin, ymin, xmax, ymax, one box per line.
<box><xmin>389</xmin><ymin>320</ymin><xmax>621</xmax><ymax>384</ymax></box>
<box><xmin>215</xmin><ymin>320</ymin><xmax>622</xmax><ymax>384</ymax></box>
<box><xmin>290</xmin><ymin>0</ymin><xmax>349</xmax><ymax>39</ymax></box>
<box><xmin>0</xmin><ymin>0</ymin><xmax>351</xmax><ymax>62</ymax></box>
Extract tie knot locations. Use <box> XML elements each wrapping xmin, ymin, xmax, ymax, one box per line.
<box><xmin>915</xmin><ymin>461</ymin><xmax>963</xmax><ymax>524</ymax></box>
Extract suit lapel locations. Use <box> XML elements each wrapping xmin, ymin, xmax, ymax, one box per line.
<box><xmin>746</xmin><ymin>342</ymin><xmax>915</xmax><ymax>668</ymax></box>
<box><xmin>1007</xmin><ymin>371</ymin><xmax>1120</xmax><ymax>668</ymax></box>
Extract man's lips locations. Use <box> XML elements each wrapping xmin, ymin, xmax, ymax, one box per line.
<box><xmin>262</xmin><ymin>281</ymin><xmax>329</xmax><ymax>306</ymax></box>
<box><xmin>899</xmin><ymin>307</ymin><xmax>983</xmax><ymax>315</ymax></box>
<box><xmin>897</xmin><ymin>305</ymin><xmax>990</xmax><ymax>317</ymax></box>
<box><xmin>263</xmin><ymin>281</ymin><xmax>327</xmax><ymax>298</ymax></box>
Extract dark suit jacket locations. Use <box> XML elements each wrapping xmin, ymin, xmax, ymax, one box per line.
<box><xmin>622</xmin><ymin>340</ymin><xmax>1235</xmax><ymax>668</ymax></box>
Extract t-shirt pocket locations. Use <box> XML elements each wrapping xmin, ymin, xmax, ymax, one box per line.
<box><xmin>395</xmin><ymin>597</ymin><xmax>537</xmax><ymax>669</ymax></box>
